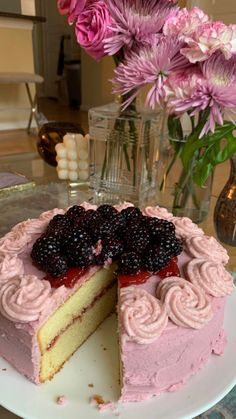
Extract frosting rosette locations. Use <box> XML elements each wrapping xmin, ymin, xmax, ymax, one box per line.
<box><xmin>79</xmin><ymin>202</ymin><xmax>97</xmax><ymax>211</ymax></box>
<box><xmin>0</xmin><ymin>275</ymin><xmax>51</xmax><ymax>322</ymax></box>
<box><xmin>120</xmin><ymin>287</ymin><xmax>168</xmax><ymax>344</ymax></box>
<box><xmin>172</xmin><ymin>217</ymin><xmax>204</xmax><ymax>240</ymax></box>
<box><xmin>186</xmin><ymin>258</ymin><xmax>234</xmax><ymax>297</ymax></box>
<box><xmin>12</xmin><ymin>218</ymin><xmax>47</xmax><ymax>235</ymax></box>
<box><xmin>185</xmin><ymin>235</ymin><xmax>229</xmax><ymax>265</ymax></box>
<box><xmin>0</xmin><ymin>253</ymin><xmax>24</xmax><ymax>283</ymax></box>
<box><xmin>156</xmin><ymin>277</ymin><xmax>213</xmax><ymax>329</ymax></box>
<box><xmin>142</xmin><ymin>206</ymin><xmax>173</xmax><ymax>220</ymax></box>
<box><xmin>39</xmin><ymin>208</ymin><xmax>65</xmax><ymax>222</ymax></box>
<box><xmin>0</xmin><ymin>228</ymin><xmax>30</xmax><ymax>255</ymax></box>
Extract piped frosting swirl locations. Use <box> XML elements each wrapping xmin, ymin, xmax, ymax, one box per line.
<box><xmin>114</xmin><ymin>202</ymin><xmax>134</xmax><ymax>212</ymax></box>
<box><xmin>120</xmin><ymin>287</ymin><xmax>168</xmax><ymax>344</ymax></box>
<box><xmin>142</xmin><ymin>206</ymin><xmax>173</xmax><ymax>220</ymax></box>
<box><xmin>39</xmin><ymin>208</ymin><xmax>65</xmax><ymax>222</ymax></box>
<box><xmin>0</xmin><ymin>228</ymin><xmax>30</xmax><ymax>255</ymax></box>
<box><xmin>0</xmin><ymin>275</ymin><xmax>51</xmax><ymax>322</ymax></box>
<box><xmin>172</xmin><ymin>217</ymin><xmax>204</xmax><ymax>240</ymax></box>
<box><xmin>0</xmin><ymin>253</ymin><xmax>24</xmax><ymax>283</ymax></box>
<box><xmin>186</xmin><ymin>258</ymin><xmax>234</xmax><ymax>297</ymax></box>
<box><xmin>156</xmin><ymin>277</ymin><xmax>213</xmax><ymax>329</ymax></box>
<box><xmin>185</xmin><ymin>235</ymin><xmax>229</xmax><ymax>265</ymax></box>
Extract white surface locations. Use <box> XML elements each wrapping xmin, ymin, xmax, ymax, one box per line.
<box><xmin>0</xmin><ymin>292</ymin><xmax>236</xmax><ymax>419</ymax></box>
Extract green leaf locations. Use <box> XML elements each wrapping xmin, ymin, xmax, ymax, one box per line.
<box><xmin>167</xmin><ymin>115</ymin><xmax>183</xmax><ymax>152</ymax></box>
<box><xmin>193</xmin><ymin>130</ymin><xmax>236</xmax><ymax>186</ymax></box>
<box><xmin>181</xmin><ymin>121</ymin><xmax>236</xmax><ymax>172</ymax></box>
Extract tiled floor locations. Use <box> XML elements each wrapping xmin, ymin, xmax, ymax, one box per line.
<box><xmin>0</xmin><ymin>98</ymin><xmax>88</xmax><ymax>156</ymax></box>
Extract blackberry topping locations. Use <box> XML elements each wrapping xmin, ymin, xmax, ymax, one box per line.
<box><xmin>120</xmin><ymin>207</ymin><xmax>142</xmax><ymax>222</ymax></box>
<box><xmin>143</xmin><ymin>246</ymin><xmax>170</xmax><ymax>273</ymax></box>
<box><xmin>82</xmin><ymin>210</ymin><xmax>102</xmax><ymax>231</ymax></box>
<box><xmin>46</xmin><ymin>254</ymin><xmax>68</xmax><ymax>277</ymax></box>
<box><xmin>125</xmin><ymin>225</ymin><xmax>150</xmax><ymax>253</ymax></box>
<box><xmin>46</xmin><ymin>214</ymin><xmax>72</xmax><ymax>236</ymax></box>
<box><xmin>119</xmin><ymin>251</ymin><xmax>142</xmax><ymax>274</ymax></box>
<box><xmin>31</xmin><ymin>235</ymin><xmax>61</xmax><ymax>268</ymax></box>
<box><xmin>66</xmin><ymin>241</ymin><xmax>94</xmax><ymax>268</ymax></box>
<box><xmin>97</xmin><ymin>204</ymin><xmax>118</xmax><ymax>219</ymax></box>
<box><xmin>63</xmin><ymin>228</ymin><xmax>92</xmax><ymax>249</ymax></box>
<box><xmin>147</xmin><ymin>218</ymin><xmax>175</xmax><ymax>240</ymax></box>
<box><xmin>65</xmin><ymin>205</ymin><xmax>85</xmax><ymax>220</ymax></box>
<box><xmin>160</xmin><ymin>236</ymin><xmax>183</xmax><ymax>257</ymax></box>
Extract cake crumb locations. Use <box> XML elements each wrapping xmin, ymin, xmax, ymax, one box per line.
<box><xmin>90</xmin><ymin>394</ymin><xmax>105</xmax><ymax>406</ymax></box>
<box><xmin>1</xmin><ymin>368</ymin><xmax>7</xmax><ymax>371</ymax></box>
<box><xmin>56</xmin><ymin>395</ymin><xmax>67</xmax><ymax>406</ymax></box>
<box><xmin>88</xmin><ymin>383</ymin><xmax>94</xmax><ymax>388</ymax></box>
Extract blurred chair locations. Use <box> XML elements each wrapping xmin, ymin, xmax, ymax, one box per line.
<box><xmin>0</xmin><ymin>72</ymin><xmax>44</xmax><ymax>133</ymax></box>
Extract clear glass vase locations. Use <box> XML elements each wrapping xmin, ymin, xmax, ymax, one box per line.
<box><xmin>156</xmin><ymin>134</ymin><xmax>213</xmax><ymax>224</ymax></box>
<box><xmin>89</xmin><ymin>102</ymin><xmax>161</xmax><ymax>206</ymax></box>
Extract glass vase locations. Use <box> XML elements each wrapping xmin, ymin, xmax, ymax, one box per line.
<box><xmin>214</xmin><ymin>154</ymin><xmax>236</xmax><ymax>246</ymax></box>
<box><xmin>89</xmin><ymin>102</ymin><xmax>161</xmax><ymax>206</ymax></box>
<box><xmin>156</xmin><ymin>134</ymin><xmax>213</xmax><ymax>224</ymax></box>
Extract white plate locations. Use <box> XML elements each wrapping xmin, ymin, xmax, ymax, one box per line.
<box><xmin>1</xmin><ymin>292</ymin><xmax>236</xmax><ymax>419</ymax></box>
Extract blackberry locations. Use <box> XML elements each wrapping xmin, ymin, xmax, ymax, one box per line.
<box><xmin>66</xmin><ymin>241</ymin><xmax>94</xmax><ymax>268</ymax></box>
<box><xmin>82</xmin><ymin>210</ymin><xmax>102</xmax><ymax>231</ymax></box>
<box><xmin>65</xmin><ymin>205</ymin><xmax>85</xmax><ymax>220</ymax></box>
<box><xmin>31</xmin><ymin>234</ymin><xmax>61</xmax><ymax>268</ymax></box>
<box><xmin>160</xmin><ymin>236</ymin><xmax>183</xmax><ymax>257</ymax></box>
<box><xmin>99</xmin><ymin>238</ymin><xmax>124</xmax><ymax>263</ymax></box>
<box><xmin>45</xmin><ymin>254</ymin><xmax>68</xmax><ymax>277</ymax></box>
<box><xmin>147</xmin><ymin>218</ymin><xmax>175</xmax><ymax>241</ymax></box>
<box><xmin>46</xmin><ymin>214</ymin><xmax>72</xmax><ymax>236</ymax></box>
<box><xmin>63</xmin><ymin>228</ymin><xmax>92</xmax><ymax>250</ymax></box>
<box><xmin>143</xmin><ymin>245</ymin><xmax>170</xmax><ymax>273</ymax></box>
<box><xmin>120</xmin><ymin>207</ymin><xmax>142</xmax><ymax>222</ymax></box>
<box><xmin>97</xmin><ymin>204</ymin><xmax>118</xmax><ymax>219</ymax></box>
<box><xmin>125</xmin><ymin>225</ymin><xmax>150</xmax><ymax>253</ymax></box>
<box><xmin>118</xmin><ymin>251</ymin><xmax>142</xmax><ymax>274</ymax></box>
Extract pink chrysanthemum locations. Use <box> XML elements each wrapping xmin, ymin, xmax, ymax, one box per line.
<box><xmin>112</xmin><ymin>37</ymin><xmax>188</xmax><ymax>108</ymax></box>
<box><xmin>104</xmin><ymin>0</ymin><xmax>178</xmax><ymax>56</ymax></box>
<box><xmin>165</xmin><ymin>53</ymin><xmax>236</xmax><ymax>136</ymax></box>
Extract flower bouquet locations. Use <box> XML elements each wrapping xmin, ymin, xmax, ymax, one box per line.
<box><xmin>58</xmin><ymin>1</ymin><xmax>236</xmax><ymax>217</ymax></box>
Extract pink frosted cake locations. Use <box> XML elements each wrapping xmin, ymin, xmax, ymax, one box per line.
<box><xmin>0</xmin><ymin>202</ymin><xmax>234</xmax><ymax>402</ymax></box>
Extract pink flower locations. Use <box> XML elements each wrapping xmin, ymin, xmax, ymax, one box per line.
<box><xmin>57</xmin><ymin>0</ymin><xmax>86</xmax><ymax>23</ymax></box>
<box><xmin>181</xmin><ymin>21</ymin><xmax>236</xmax><ymax>63</ymax></box>
<box><xmin>104</xmin><ymin>0</ymin><xmax>178</xmax><ymax>56</ymax></box>
<box><xmin>165</xmin><ymin>53</ymin><xmax>236</xmax><ymax>136</ymax></box>
<box><xmin>164</xmin><ymin>7</ymin><xmax>209</xmax><ymax>38</ymax></box>
<box><xmin>75</xmin><ymin>1</ymin><xmax>113</xmax><ymax>61</ymax></box>
<box><xmin>112</xmin><ymin>37</ymin><xmax>188</xmax><ymax>109</ymax></box>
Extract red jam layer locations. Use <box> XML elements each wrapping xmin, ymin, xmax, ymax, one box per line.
<box><xmin>45</xmin><ymin>267</ymin><xmax>88</xmax><ymax>288</ymax></box>
<box><xmin>119</xmin><ymin>257</ymin><xmax>180</xmax><ymax>287</ymax></box>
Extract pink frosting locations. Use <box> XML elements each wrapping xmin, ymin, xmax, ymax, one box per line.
<box><xmin>120</xmin><ymin>287</ymin><xmax>168</xmax><ymax>344</ymax></box>
<box><xmin>172</xmin><ymin>217</ymin><xmax>204</xmax><ymax>240</ymax></box>
<box><xmin>156</xmin><ymin>277</ymin><xmax>213</xmax><ymax>329</ymax></box>
<box><xmin>39</xmin><ymin>208</ymin><xmax>65</xmax><ymax>221</ymax></box>
<box><xmin>114</xmin><ymin>202</ymin><xmax>134</xmax><ymax>211</ymax></box>
<box><xmin>142</xmin><ymin>206</ymin><xmax>173</xmax><ymax>220</ymax></box>
<box><xmin>185</xmin><ymin>235</ymin><xmax>229</xmax><ymax>265</ymax></box>
<box><xmin>0</xmin><ymin>275</ymin><xmax>51</xmax><ymax>322</ymax></box>
<box><xmin>0</xmin><ymin>253</ymin><xmax>24</xmax><ymax>283</ymax></box>
<box><xmin>0</xmin><ymin>228</ymin><xmax>30</xmax><ymax>255</ymax></box>
<box><xmin>186</xmin><ymin>258</ymin><xmax>234</xmax><ymax>297</ymax></box>
<box><xmin>12</xmin><ymin>218</ymin><xmax>47</xmax><ymax>235</ymax></box>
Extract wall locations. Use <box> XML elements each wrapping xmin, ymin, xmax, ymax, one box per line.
<box><xmin>189</xmin><ymin>0</ymin><xmax>236</xmax><ymax>23</ymax></box>
<box><xmin>0</xmin><ymin>17</ymin><xmax>35</xmax><ymax>130</ymax></box>
<box><xmin>0</xmin><ymin>0</ymin><xmax>21</xmax><ymax>13</ymax></box>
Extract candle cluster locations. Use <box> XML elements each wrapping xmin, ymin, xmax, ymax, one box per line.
<box><xmin>55</xmin><ymin>133</ymin><xmax>89</xmax><ymax>181</ymax></box>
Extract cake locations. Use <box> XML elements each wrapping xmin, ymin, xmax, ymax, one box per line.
<box><xmin>0</xmin><ymin>202</ymin><xmax>234</xmax><ymax>402</ymax></box>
